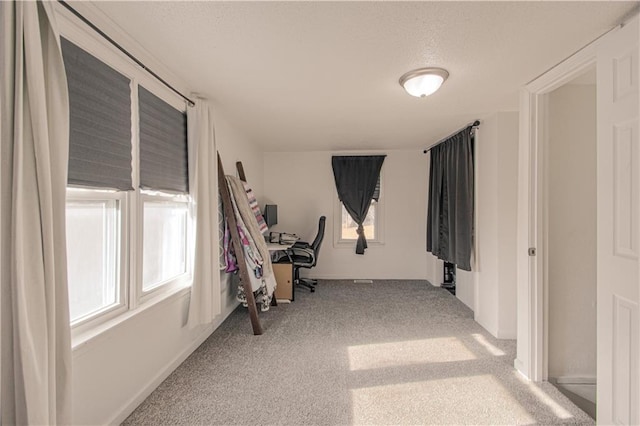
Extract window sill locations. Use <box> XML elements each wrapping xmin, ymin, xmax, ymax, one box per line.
<box><xmin>333</xmin><ymin>240</ymin><xmax>385</xmax><ymax>249</ymax></box>
<box><xmin>71</xmin><ymin>283</ymin><xmax>192</xmax><ymax>353</ymax></box>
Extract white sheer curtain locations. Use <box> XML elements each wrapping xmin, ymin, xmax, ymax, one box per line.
<box><xmin>0</xmin><ymin>2</ymin><xmax>72</xmax><ymax>424</ymax></box>
<box><xmin>187</xmin><ymin>99</ymin><xmax>222</xmax><ymax>327</ymax></box>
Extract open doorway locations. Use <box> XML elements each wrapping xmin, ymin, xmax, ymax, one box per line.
<box><xmin>544</xmin><ymin>66</ymin><xmax>597</xmax><ymax>419</ymax></box>
<box><xmin>516</xmin><ymin>16</ymin><xmax>639</xmax><ymax>425</ymax></box>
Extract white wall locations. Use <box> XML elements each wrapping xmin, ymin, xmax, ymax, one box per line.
<box><xmin>455</xmin><ymin>268</ymin><xmax>477</xmax><ymax>310</ymax></box>
<box><xmin>263</xmin><ymin>150</ymin><xmax>430</xmax><ymax>280</ymax></box>
<box><xmin>215</xmin><ymin>105</ymin><xmax>265</xmax><ymax>205</ymax></box>
<box><xmin>483</xmin><ymin>112</ymin><xmax>518</xmax><ymax>339</ymax></box>
<box><xmin>495</xmin><ymin>113</ymin><xmax>519</xmax><ymax>339</ymax></box>
<box><xmin>547</xmin><ymin>83</ymin><xmax>597</xmax><ymax>381</ymax></box>
<box><xmin>429</xmin><ymin>112</ymin><xmax>518</xmax><ymax>338</ymax></box>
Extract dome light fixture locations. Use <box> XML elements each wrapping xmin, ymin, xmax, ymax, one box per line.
<box><xmin>399</xmin><ymin>67</ymin><xmax>449</xmax><ymax>98</ymax></box>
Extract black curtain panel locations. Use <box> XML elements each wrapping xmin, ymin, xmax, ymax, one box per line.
<box><xmin>427</xmin><ymin>128</ymin><xmax>474</xmax><ymax>271</ymax></box>
<box><xmin>332</xmin><ymin>155</ymin><xmax>386</xmax><ymax>254</ymax></box>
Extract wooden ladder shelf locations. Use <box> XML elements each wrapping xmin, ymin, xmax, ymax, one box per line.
<box><xmin>217</xmin><ymin>152</ymin><xmax>263</xmax><ymax>335</ymax></box>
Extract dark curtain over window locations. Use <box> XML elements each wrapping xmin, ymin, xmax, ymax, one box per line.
<box><xmin>427</xmin><ymin>128</ymin><xmax>474</xmax><ymax>271</ymax></box>
<box><xmin>62</xmin><ymin>38</ymin><xmax>132</xmax><ymax>190</ymax></box>
<box><xmin>332</xmin><ymin>155</ymin><xmax>385</xmax><ymax>254</ymax></box>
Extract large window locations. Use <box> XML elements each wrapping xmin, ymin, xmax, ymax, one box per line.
<box><xmin>62</xmin><ymin>36</ymin><xmax>192</xmax><ymax>330</ymax></box>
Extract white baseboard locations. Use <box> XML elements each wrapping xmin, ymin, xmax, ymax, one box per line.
<box><xmin>555</xmin><ymin>375</ymin><xmax>596</xmax><ymax>385</ymax></box>
<box><xmin>475</xmin><ymin>317</ymin><xmax>499</xmax><ymax>339</ymax></box>
<box><xmin>304</xmin><ymin>274</ymin><xmax>430</xmax><ymax>280</ymax></box>
<box><xmin>514</xmin><ymin>358</ymin><xmax>529</xmax><ymax>379</ymax></box>
<box><xmin>552</xmin><ymin>376</ymin><xmax>597</xmax><ymax>404</ymax></box>
<box><xmin>496</xmin><ymin>328</ymin><xmax>517</xmax><ymax>339</ymax></box>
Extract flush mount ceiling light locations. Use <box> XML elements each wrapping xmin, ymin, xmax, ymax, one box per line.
<box><xmin>399</xmin><ymin>67</ymin><xmax>449</xmax><ymax>98</ymax></box>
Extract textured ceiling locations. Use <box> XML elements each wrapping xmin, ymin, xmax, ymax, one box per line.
<box><xmin>91</xmin><ymin>1</ymin><xmax>638</xmax><ymax>152</ymax></box>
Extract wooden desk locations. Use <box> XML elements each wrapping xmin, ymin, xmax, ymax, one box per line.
<box><xmin>266</xmin><ymin>241</ymin><xmax>294</xmax><ymax>251</ymax></box>
<box><xmin>267</xmin><ymin>242</ymin><xmax>295</xmax><ymax>301</ymax></box>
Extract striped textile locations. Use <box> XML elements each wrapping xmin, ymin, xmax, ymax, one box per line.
<box><xmin>243</xmin><ymin>181</ymin><xmax>268</xmax><ymax>234</ymax></box>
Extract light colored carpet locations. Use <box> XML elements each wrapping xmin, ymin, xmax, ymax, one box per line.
<box><xmin>122</xmin><ymin>280</ymin><xmax>594</xmax><ymax>425</ymax></box>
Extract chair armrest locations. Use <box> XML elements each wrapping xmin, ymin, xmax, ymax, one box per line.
<box><xmin>292</xmin><ymin>241</ymin><xmax>310</xmax><ymax>249</ymax></box>
<box><xmin>289</xmin><ymin>247</ymin><xmax>315</xmax><ymax>264</ymax></box>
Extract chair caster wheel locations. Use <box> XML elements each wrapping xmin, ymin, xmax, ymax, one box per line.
<box><xmin>310</xmin><ymin>288</ymin><xmax>315</xmax><ymax>292</ymax></box>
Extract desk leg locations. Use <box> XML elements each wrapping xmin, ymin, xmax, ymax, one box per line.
<box><xmin>287</xmin><ymin>249</ymin><xmax>295</xmax><ymax>302</ymax></box>
<box><xmin>291</xmin><ymin>264</ymin><xmax>295</xmax><ymax>302</ymax></box>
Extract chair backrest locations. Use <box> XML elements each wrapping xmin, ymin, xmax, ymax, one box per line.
<box><xmin>310</xmin><ymin>216</ymin><xmax>326</xmax><ymax>265</ymax></box>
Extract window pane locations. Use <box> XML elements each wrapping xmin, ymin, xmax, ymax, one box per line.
<box><xmin>341</xmin><ymin>201</ymin><xmax>376</xmax><ymax>240</ymax></box>
<box><xmin>67</xmin><ymin>200</ymin><xmax>120</xmax><ymax>322</ymax></box>
<box><xmin>143</xmin><ymin>201</ymin><xmax>188</xmax><ymax>291</ymax></box>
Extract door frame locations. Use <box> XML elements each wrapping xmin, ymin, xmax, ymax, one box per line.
<box><xmin>515</xmin><ymin>32</ymin><xmax>613</xmax><ymax>382</ymax></box>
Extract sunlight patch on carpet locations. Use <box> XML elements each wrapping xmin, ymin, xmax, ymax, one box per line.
<box><xmin>347</xmin><ymin>337</ymin><xmax>476</xmax><ymax>371</ymax></box>
<box><xmin>471</xmin><ymin>333</ymin><xmax>506</xmax><ymax>356</ymax></box>
<box><xmin>350</xmin><ymin>374</ymin><xmax>535</xmax><ymax>425</ymax></box>
<box><xmin>514</xmin><ymin>371</ymin><xmax>574</xmax><ymax>419</ymax></box>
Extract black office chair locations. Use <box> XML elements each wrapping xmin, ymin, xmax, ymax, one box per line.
<box><xmin>290</xmin><ymin>216</ymin><xmax>326</xmax><ymax>293</ymax></box>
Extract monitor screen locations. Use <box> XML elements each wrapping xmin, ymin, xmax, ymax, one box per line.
<box><xmin>264</xmin><ymin>204</ymin><xmax>278</xmax><ymax>227</ymax></box>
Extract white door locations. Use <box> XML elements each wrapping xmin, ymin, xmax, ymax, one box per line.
<box><xmin>597</xmin><ymin>15</ymin><xmax>639</xmax><ymax>425</ymax></box>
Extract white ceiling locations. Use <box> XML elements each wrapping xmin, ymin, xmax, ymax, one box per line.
<box><xmin>91</xmin><ymin>1</ymin><xmax>638</xmax><ymax>152</ymax></box>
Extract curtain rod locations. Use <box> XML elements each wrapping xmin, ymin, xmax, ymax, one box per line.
<box><xmin>57</xmin><ymin>0</ymin><xmax>195</xmax><ymax>107</ymax></box>
<box><xmin>423</xmin><ymin>120</ymin><xmax>480</xmax><ymax>154</ymax></box>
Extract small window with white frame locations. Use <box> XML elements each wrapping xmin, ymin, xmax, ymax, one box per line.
<box><xmin>66</xmin><ymin>189</ymin><xmax>127</xmax><ymax>325</ymax></box>
<box><xmin>140</xmin><ymin>193</ymin><xmax>191</xmax><ymax>296</ymax></box>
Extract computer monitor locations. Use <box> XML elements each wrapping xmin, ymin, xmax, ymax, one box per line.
<box><xmin>263</xmin><ymin>204</ymin><xmax>278</xmax><ymax>227</ymax></box>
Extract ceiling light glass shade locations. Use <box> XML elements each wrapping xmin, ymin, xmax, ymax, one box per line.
<box><xmin>399</xmin><ymin>67</ymin><xmax>449</xmax><ymax>97</ymax></box>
